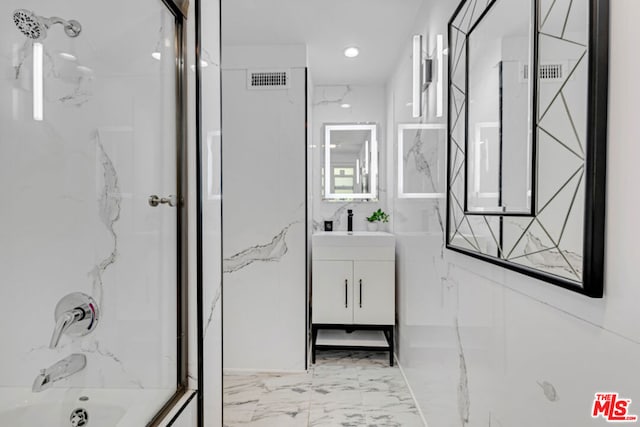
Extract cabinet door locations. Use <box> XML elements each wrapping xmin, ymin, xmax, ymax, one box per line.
<box><xmin>312</xmin><ymin>260</ymin><xmax>353</xmax><ymax>324</ymax></box>
<box><xmin>353</xmin><ymin>261</ymin><xmax>395</xmax><ymax>325</ymax></box>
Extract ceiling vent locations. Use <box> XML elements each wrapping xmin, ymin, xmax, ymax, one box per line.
<box><xmin>521</xmin><ymin>62</ymin><xmax>566</xmax><ymax>83</ymax></box>
<box><xmin>247</xmin><ymin>69</ymin><xmax>290</xmax><ymax>90</ymax></box>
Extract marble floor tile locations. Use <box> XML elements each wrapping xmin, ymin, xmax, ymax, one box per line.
<box><xmin>308</xmin><ymin>404</ymin><xmax>365</xmax><ymax>427</ymax></box>
<box><xmin>364</xmin><ymin>408</ymin><xmax>424</xmax><ymax>427</ymax></box>
<box><xmin>223</xmin><ymin>350</ymin><xmax>424</xmax><ymax>426</ymax></box>
<box><xmin>250</xmin><ymin>400</ymin><xmax>310</xmax><ymax>426</ymax></box>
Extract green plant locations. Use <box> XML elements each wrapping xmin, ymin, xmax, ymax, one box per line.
<box><xmin>366</xmin><ymin>208</ymin><xmax>390</xmax><ymax>223</ymax></box>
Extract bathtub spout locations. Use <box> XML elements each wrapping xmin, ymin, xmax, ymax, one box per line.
<box><xmin>32</xmin><ymin>353</ymin><xmax>86</xmax><ymax>392</ymax></box>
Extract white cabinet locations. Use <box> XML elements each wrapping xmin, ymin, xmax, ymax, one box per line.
<box><xmin>311</xmin><ymin>232</ymin><xmax>396</xmax><ymax>365</ymax></box>
<box><xmin>312</xmin><ymin>260</ymin><xmax>395</xmax><ymax>325</ymax></box>
<box><xmin>312</xmin><ymin>260</ymin><xmax>353</xmax><ymax>324</ymax></box>
<box><xmin>353</xmin><ymin>261</ymin><xmax>395</xmax><ymax>324</ymax></box>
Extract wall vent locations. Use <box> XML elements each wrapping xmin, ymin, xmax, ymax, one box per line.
<box><xmin>247</xmin><ymin>69</ymin><xmax>290</xmax><ymax>90</ymax></box>
<box><xmin>521</xmin><ymin>63</ymin><xmax>566</xmax><ymax>82</ymax></box>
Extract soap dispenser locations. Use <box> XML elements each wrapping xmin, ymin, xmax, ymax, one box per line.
<box><xmin>347</xmin><ymin>209</ymin><xmax>353</xmax><ymax>233</ymax></box>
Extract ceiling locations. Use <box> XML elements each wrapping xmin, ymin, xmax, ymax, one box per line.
<box><xmin>222</xmin><ymin>0</ymin><xmax>425</xmax><ymax>85</ymax></box>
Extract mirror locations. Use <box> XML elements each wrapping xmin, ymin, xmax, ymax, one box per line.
<box><xmin>465</xmin><ymin>0</ymin><xmax>535</xmax><ymax>215</ymax></box>
<box><xmin>323</xmin><ymin>124</ymin><xmax>378</xmax><ymax>200</ymax></box>
<box><xmin>398</xmin><ymin>123</ymin><xmax>446</xmax><ymax>199</ymax></box>
<box><xmin>447</xmin><ymin>0</ymin><xmax>608</xmax><ymax>297</ymax></box>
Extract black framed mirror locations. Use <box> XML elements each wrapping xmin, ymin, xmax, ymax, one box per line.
<box><xmin>447</xmin><ymin>0</ymin><xmax>609</xmax><ymax>297</ymax></box>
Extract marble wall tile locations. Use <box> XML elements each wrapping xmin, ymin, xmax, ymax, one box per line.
<box><xmin>222</xmin><ymin>64</ymin><xmax>307</xmax><ymax>371</ymax></box>
<box><xmin>385</xmin><ymin>2</ymin><xmax>640</xmax><ymax>427</ymax></box>
<box><xmin>0</xmin><ymin>0</ymin><xmax>182</xmax><ymax>401</ymax></box>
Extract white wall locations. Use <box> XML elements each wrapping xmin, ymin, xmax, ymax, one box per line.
<box><xmin>222</xmin><ymin>46</ymin><xmax>307</xmax><ymax>371</ymax></box>
<box><xmin>388</xmin><ymin>1</ymin><xmax>640</xmax><ymax>426</ymax></box>
<box><xmin>311</xmin><ymin>85</ymin><xmax>388</xmax><ymax>232</ymax></box>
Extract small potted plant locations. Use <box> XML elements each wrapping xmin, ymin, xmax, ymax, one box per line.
<box><xmin>366</xmin><ymin>208</ymin><xmax>390</xmax><ymax>231</ymax></box>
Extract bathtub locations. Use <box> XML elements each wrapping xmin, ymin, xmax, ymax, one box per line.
<box><xmin>0</xmin><ymin>387</ymin><xmax>173</xmax><ymax>426</ymax></box>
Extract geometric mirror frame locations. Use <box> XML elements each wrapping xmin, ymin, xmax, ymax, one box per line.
<box><xmin>446</xmin><ymin>0</ymin><xmax>609</xmax><ymax>297</ymax></box>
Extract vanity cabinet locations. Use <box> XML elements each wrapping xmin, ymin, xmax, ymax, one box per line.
<box><xmin>311</xmin><ymin>232</ymin><xmax>395</xmax><ymax>365</ymax></box>
<box><xmin>312</xmin><ymin>260</ymin><xmax>394</xmax><ymax>325</ymax></box>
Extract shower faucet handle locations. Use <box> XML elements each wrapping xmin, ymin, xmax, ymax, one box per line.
<box><xmin>49</xmin><ymin>293</ymin><xmax>99</xmax><ymax>349</ymax></box>
<box><xmin>148</xmin><ymin>194</ymin><xmax>178</xmax><ymax>207</ymax></box>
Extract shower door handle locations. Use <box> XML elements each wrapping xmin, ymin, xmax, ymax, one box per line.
<box><xmin>148</xmin><ymin>195</ymin><xmax>178</xmax><ymax>207</ymax></box>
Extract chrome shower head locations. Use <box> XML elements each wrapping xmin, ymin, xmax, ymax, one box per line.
<box><xmin>13</xmin><ymin>9</ymin><xmax>47</xmax><ymax>40</ymax></box>
<box><xmin>12</xmin><ymin>9</ymin><xmax>82</xmax><ymax>41</ymax></box>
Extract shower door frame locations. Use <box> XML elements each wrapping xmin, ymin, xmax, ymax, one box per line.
<box><xmin>146</xmin><ymin>0</ymin><xmax>191</xmax><ymax>425</ymax></box>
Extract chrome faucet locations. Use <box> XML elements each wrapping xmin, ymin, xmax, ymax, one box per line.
<box><xmin>32</xmin><ymin>353</ymin><xmax>86</xmax><ymax>392</ymax></box>
<box><xmin>49</xmin><ymin>308</ymin><xmax>85</xmax><ymax>348</ymax></box>
<box><xmin>49</xmin><ymin>292</ymin><xmax>99</xmax><ymax>349</ymax></box>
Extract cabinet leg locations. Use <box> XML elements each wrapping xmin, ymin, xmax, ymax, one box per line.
<box><xmin>389</xmin><ymin>327</ymin><xmax>394</xmax><ymax>367</ymax></box>
<box><xmin>311</xmin><ymin>326</ymin><xmax>318</xmax><ymax>364</ymax></box>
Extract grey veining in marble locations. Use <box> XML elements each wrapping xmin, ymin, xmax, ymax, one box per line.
<box><xmin>82</xmin><ymin>340</ymin><xmax>144</xmax><ymax>388</ymax></box>
<box><xmin>508</xmin><ymin>221</ymin><xmax>582</xmax><ymax>280</ymax></box>
<box><xmin>223</xmin><ymin>351</ymin><xmax>424</xmax><ymax>427</ymax></box>
<box><xmin>58</xmin><ymin>81</ymin><xmax>92</xmax><ymax>107</ymax></box>
<box><xmin>204</xmin><ymin>285</ymin><xmax>222</xmax><ymax>338</ymax></box>
<box><xmin>312</xmin><ymin>203</ymin><xmax>352</xmax><ymax>232</ymax></box>
<box><xmin>537</xmin><ymin>380</ymin><xmax>559</xmax><ymax>402</ymax></box>
<box><xmin>455</xmin><ymin>318</ymin><xmax>470</xmax><ymax>427</ymax></box>
<box><xmin>223</xmin><ymin>222</ymin><xmax>298</xmax><ymax>274</ymax></box>
<box><xmin>89</xmin><ymin>132</ymin><xmax>122</xmax><ymax>306</ymax></box>
<box><xmin>312</xmin><ymin>85</ymin><xmax>352</xmax><ymax>107</ymax></box>
<box><xmin>13</xmin><ymin>40</ymin><xmax>30</xmax><ymax>80</ymax></box>
<box><xmin>404</xmin><ymin>130</ymin><xmax>439</xmax><ymax>188</ymax></box>
<box><xmin>403</xmin><ymin>128</ymin><xmax>446</xmax><ymax>253</ymax></box>
<box><xmin>202</xmin><ymin>48</ymin><xmax>220</xmax><ymax>68</ymax></box>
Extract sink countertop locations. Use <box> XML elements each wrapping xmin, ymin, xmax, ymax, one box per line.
<box><xmin>313</xmin><ymin>231</ymin><xmax>393</xmax><ymax>237</ymax></box>
<box><xmin>312</xmin><ymin>231</ymin><xmax>395</xmax><ymax>248</ymax></box>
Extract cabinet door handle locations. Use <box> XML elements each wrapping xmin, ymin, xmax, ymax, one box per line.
<box><xmin>359</xmin><ymin>279</ymin><xmax>362</xmax><ymax>308</ymax></box>
<box><xmin>345</xmin><ymin>280</ymin><xmax>348</xmax><ymax>308</ymax></box>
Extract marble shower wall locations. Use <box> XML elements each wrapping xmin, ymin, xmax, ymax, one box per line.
<box><xmin>222</xmin><ymin>46</ymin><xmax>307</xmax><ymax>371</ymax></box>
<box><xmin>0</xmin><ymin>0</ymin><xmax>182</xmax><ymax>392</ymax></box>
<box><xmin>311</xmin><ymin>85</ymin><xmax>389</xmax><ymax>232</ymax></box>
<box><xmin>387</xmin><ymin>1</ymin><xmax>640</xmax><ymax>426</ymax></box>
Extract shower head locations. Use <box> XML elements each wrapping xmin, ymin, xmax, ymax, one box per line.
<box><xmin>13</xmin><ymin>9</ymin><xmax>46</xmax><ymax>40</ymax></box>
<box><xmin>12</xmin><ymin>9</ymin><xmax>82</xmax><ymax>41</ymax></box>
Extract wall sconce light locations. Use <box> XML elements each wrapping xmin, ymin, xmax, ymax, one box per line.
<box><xmin>412</xmin><ymin>35</ymin><xmax>433</xmax><ymax>118</ymax></box>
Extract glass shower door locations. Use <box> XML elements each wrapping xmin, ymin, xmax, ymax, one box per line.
<box><xmin>0</xmin><ymin>0</ymin><xmax>185</xmax><ymax>425</ymax></box>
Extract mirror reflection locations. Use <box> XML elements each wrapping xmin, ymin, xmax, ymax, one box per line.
<box><xmin>466</xmin><ymin>0</ymin><xmax>534</xmax><ymax>215</ymax></box>
<box><xmin>323</xmin><ymin>124</ymin><xmax>378</xmax><ymax>200</ymax></box>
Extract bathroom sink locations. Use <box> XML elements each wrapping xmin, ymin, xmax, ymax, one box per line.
<box><xmin>312</xmin><ymin>231</ymin><xmax>394</xmax><ymax>247</ymax></box>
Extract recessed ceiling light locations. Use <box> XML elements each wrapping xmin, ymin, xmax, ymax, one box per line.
<box><xmin>344</xmin><ymin>47</ymin><xmax>359</xmax><ymax>58</ymax></box>
<box><xmin>340</xmin><ymin>103</ymin><xmax>351</xmax><ymax>109</ymax></box>
<box><xmin>151</xmin><ymin>51</ymin><xmax>161</xmax><ymax>60</ymax></box>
